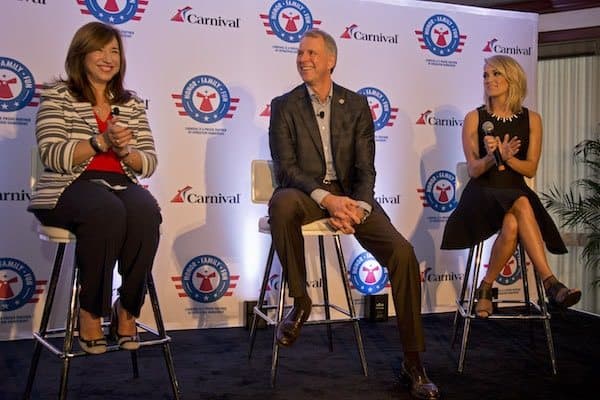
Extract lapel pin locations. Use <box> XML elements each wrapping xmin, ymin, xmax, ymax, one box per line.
<box><xmin>339</xmin><ymin>98</ymin><xmax>345</xmax><ymax>104</ymax></box>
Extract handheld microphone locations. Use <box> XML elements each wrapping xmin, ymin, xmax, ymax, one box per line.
<box><xmin>317</xmin><ymin>111</ymin><xmax>325</xmax><ymax>119</ymax></box>
<box><xmin>112</xmin><ymin>107</ymin><xmax>120</xmax><ymax>116</ymax></box>
<box><xmin>482</xmin><ymin>121</ymin><xmax>505</xmax><ymax>171</ymax></box>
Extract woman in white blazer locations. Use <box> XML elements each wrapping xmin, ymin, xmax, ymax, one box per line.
<box><xmin>28</xmin><ymin>22</ymin><xmax>161</xmax><ymax>354</ymax></box>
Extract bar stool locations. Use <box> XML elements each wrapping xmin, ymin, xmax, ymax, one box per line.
<box><xmin>247</xmin><ymin>160</ymin><xmax>368</xmax><ymax>387</ymax></box>
<box><xmin>23</xmin><ymin>149</ymin><xmax>181</xmax><ymax>399</ymax></box>
<box><xmin>450</xmin><ymin>162</ymin><xmax>557</xmax><ymax>375</ymax></box>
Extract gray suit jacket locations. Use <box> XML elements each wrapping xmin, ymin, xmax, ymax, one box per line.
<box><xmin>269</xmin><ymin>83</ymin><xmax>376</xmax><ymax>207</ymax></box>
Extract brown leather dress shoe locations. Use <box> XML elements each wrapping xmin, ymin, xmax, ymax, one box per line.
<box><xmin>276</xmin><ymin>298</ymin><xmax>312</xmax><ymax>347</ymax></box>
<box><xmin>399</xmin><ymin>361</ymin><xmax>440</xmax><ymax>400</ymax></box>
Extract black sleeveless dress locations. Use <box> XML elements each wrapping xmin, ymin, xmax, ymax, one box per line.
<box><xmin>441</xmin><ymin>106</ymin><xmax>567</xmax><ymax>254</ymax></box>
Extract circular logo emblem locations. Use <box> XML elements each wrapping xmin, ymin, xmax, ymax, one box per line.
<box><xmin>181</xmin><ymin>75</ymin><xmax>231</xmax><ymax>124</ymax></box>
<box><xmin>424</xmin><ymin>170</ymin><xmax>457</xmax><ymax>212</ymax></box>
<box><xmin>349</xmin><ymin>252</ymin><xmax>388</xmax><ymax>295</ymax></box>
<box><xmin>268</xmin><ymin>0</ymin><xmax>313</xmax><ymax>43</ymax></box>
<box><xmin>357</xmin><ymin>87</ymin><xmax>391</xmax><ymax>131</ymax></box>
<box><xmin>268</xmin><ymin>273</ymin><xmax>281</xmax><ymax>292</ymax></box>
<box><xmin>0</xmin><ymin>258</ymin><xmax>36</xmax><ymax>311</ymax></box>
<box><xmin>421</xmin><ymin>14</ymin><xmax>461</xmax><ymax>57</ymax></box>
<box><xmin>496</xmin><ymin>253</ymin><xmax>522</xmax><ymax>285</ymax></box>
<box><xmin>182</xmin><ymin>255</ymin><xmax>230</xmax><ymax>303</ymax></box>
<box><xmin>0</xmin><ymin>57</ymin><xmax>35</xmax><ymax>112</ymax></box>
<box><xmin>84</xmin><ymin>0</ymin><xmax>139</xmax><ymax>24</ymax></box>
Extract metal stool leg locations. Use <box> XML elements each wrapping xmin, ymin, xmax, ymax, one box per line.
<box><xmin>458</xmin><ymin>241</ymin><xmax>483</xmax><ymax>373</ymax></box>
<box><xmin>59</xmin><ymin>261</ymin><xmax>81</xmax><ymax>399</ymax></box>
<box><xmin>146</xmin><ymin>272</ymin><xmax>181</xmax><ymax>399</ymax></box>
<box><xmin>534</xmin><ymin>267</ymin><xmax>558</xmax><ymax>374</ymax></box>
<box><xmin>318</xmin><ymin>236</ymin><xmax>334</xmax><ymax>352</ymax></box>
<box><xmin>451</xmin><ymin>246</ymin><xmax>475</xmax><ymax>347</ymax></box>
<box><xmin>271</xmin><ymin>270</ymin><xmax>287</xmax><ymax>388</ymax></box>
<box><xmin>334</xmin><ymin>235</ymin><xmax>368</xmax><ymax>376</ymax></box>
<box><xmin>23</xmin><ymin>243</ymin><xmax>66</xmax><ymax>400</ymax></box>
<box><xmin>248</xmin><ymin>243</ymin><xmax>275</xmax><ymax>359</ymax></box>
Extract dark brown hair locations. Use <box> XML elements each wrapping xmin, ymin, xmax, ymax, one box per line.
<box><xmin>64</xmin><ymin>22</ymin><xmax>130</xmax><ymax>105</ymax></box>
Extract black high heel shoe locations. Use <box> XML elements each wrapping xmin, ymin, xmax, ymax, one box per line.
<box><xmin>544</xmin><ymin>276</ymin><xmax>581</xmax><ymax>310</ymax></box>
<box><xmin>110</xmin><ymin>299</ymin><xmax>140</xmax><ymax>351</ymax></box>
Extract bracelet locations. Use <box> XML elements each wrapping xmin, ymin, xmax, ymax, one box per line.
<box><xmin>89</xmin><ymin>135</ymin><xmax>105</xmax><ymax>153</ymax></box>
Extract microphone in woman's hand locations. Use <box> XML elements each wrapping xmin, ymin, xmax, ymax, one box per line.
<box><xmin>482</xmin><ymin>121</ymin><xmax>505</xmax><ymax>171</ymax></box>
<box><xmin>111</xmin><ymin>107</ymin><xmax>127</xmax><ymax>128</ymax></box>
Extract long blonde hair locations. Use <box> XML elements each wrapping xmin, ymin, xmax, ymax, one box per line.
<box><xmin>483</xmin><ymin>55</ymin><xmax>527</xmax><ymax>114</ymax></box>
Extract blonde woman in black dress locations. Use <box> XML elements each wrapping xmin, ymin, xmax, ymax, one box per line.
<box><xmin>441</xmin><ymin>55</ymin><xmax>580</xmax><ymax>317</ymax></box>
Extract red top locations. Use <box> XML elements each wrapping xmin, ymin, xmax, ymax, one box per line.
<box><xmin>86</xmin><ymin>113</ymin><xmax>125</xmax><ymax>174</ymax></box>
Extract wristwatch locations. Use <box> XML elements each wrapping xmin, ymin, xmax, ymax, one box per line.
<box><xmin>89</xmin><ymin>135</ymin><xmax>105</xmax><ymax>153</ymax></box>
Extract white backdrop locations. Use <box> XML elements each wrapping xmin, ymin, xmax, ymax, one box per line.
<box><xmin>0</xmin><ymin>0</ymin><xmax>538</xmax><ymax>339</ymax></box>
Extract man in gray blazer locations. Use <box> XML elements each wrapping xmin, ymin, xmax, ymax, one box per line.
<box><xmin>268</xmin><ymin>29</ymin><xmax>440</xmax><ymax>400</ymax></box>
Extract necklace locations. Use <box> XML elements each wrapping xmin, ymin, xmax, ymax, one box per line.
<box><xmin>92</xmin><ymin>103</ymin><xmax>110</xmax><ymax>117</ymax></box>
<box><xmin>490</xmin><ymin>111</ymin><xmax>519</xmax><ymax>123</ymax></box>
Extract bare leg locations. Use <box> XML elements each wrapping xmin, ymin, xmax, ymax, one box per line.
<box><xmin>483</xmin><ymin>212</ymin><xmax>519</xmax><ymax>284</ymax></box>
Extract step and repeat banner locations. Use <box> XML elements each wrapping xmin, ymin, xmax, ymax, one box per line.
<box><xmin>0</xmin><ymin>0</ymin><xmax>538</xmax><ymax>339</ymax></box>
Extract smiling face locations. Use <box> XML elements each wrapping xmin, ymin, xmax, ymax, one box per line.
<box><xmin>483</xmin><ymin>63</ymin><xmax>509</xmax><ymax>100</ymax></box>
<box><xmin>84</xmin><ymin>36</ymin><xmax>121</xmax><ymax>90</ymax></box>
<box><xmin>296</xmin><ymin>35</ymin><xmax>336</xmax><ymax>88</ymax></box>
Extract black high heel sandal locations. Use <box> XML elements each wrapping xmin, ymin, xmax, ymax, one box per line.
<box><xmin>110</xmin><ymin>299</ymin><xmax>140</xmax><ymax>351</ymax></box>
<box><xmin>475</xmin><ymin>281</ymin><xmax>493</xmax><ymax>318</ymax></box>
<box><xmin>544</xmin><ymin>276</ymin><xmax>581</xmax><ymax>310</ymax></box>
<box><xmin>78</xmin><ymin>313</ymin><xmax>107</xmax><ymax>355</ymax></box>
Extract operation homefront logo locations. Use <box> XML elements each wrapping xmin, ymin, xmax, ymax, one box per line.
<box><xmin>0</xmin><ymin>57</ymin><xmax>41</xmax><ymax>129</ymax></box>
<box><xmin>340</xmin><ymin>24</ymin><xmax>398</xmax><ymax>45</ymax></box>
<box><xmin>349</xmin><ymin>252</ymin><xmax>390</xmax><ymax>295</ymax></box>
<box><xmin>170</xmin><ymin>185</ymin><xmax>240</xmax><ymax>205</ymax></box>
<box><xmin>482</xmin><ymin>38</ymin><xmax>532</xmax><ymax>56</ymax></box>
<box><xmin>170</xmin><ymin>6</ymin><xmax>240</xmax><ymax>28</ymax></box>
<box><xmin>171</xmin><ymin>255</ymin><xmax>239</xmax><ymax>316</ymax></box>
<box><xmin>260</xmin><ymin>0</ymin><xmax>322</xmax><ymax>53</ymax></box>
<box><xmin>356</xmin><ymin>87</ymin><xmax>398</xmax><ymax>142</ymax></box>
<box><xmin>414</xmin><ymin>14</ymin><xmax>467</xmax><ymax>67</ymax></box>
<box><xmin>171</xmin><ymin>75</ymin><xmax>240</xmax><ymax>135</ymax></box>
<box><xmin>0</xmin><ymin>258</ymin><xmax>46</xmax><ymax>323</ymax></box>
<box><xmin>417</xmin><ymin>170</ymin><xmax>457</xmax><ymax>221</ymax></box>
<box><xmin>77</xmin><ymin>0</ymin><xmax>148</xmax><ymax>24</ymax></box>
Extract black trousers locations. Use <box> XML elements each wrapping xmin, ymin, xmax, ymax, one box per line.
<box><xmin>31</xmin><ymin>171</ymin><xmax>162</xmax><ymax>318</ymax></box>
<box><xmin>268</xmin><ymin>183</ymin><xmax>425</xmax><ymax>352</ymax></box>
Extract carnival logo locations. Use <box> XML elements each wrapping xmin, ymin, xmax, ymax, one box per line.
<box><xmin>0</xmin><ymin>57</ymin><xmax>37</xmax><ymax>112</ymax></box>
<box><xmin>482</xmin><ymin>38</ymin><xmax>532</xmax><ymax>56</ymax></box>
<box><xmin>420</xmin><ymin>267</ymin><xmax>464</xmax><ymax>283</ymax></box>
<box><xmin>173</xmin><ymin>255</ymin><xmax>239</xmax><ymax>303</ymax></box>
<box><xmin>415</xmin><ymin>14</ymin><xmax>467</xmax><ymax>57</ymax></box>
<box><xmin>259</xmin><ymin>104</ymin><xmax>271</xmax><ymax>117</ymax></box>
<box><xmin>417</xmin><ymin>170</ymin><xmax>457</xmax><ymax>213</ymax></box>
<box><xmin>77</xmin><ymin>0</ymin><xmax>148</xmax><ymax>24</ymax></box>
<box><xmin>0</xmin><ymin>189</ymin><xmax>30</xmax><ymax>202</ymax></box>
<box><xmin>356</xmin><ymin>87</ymin><xmax>398</xmax><ymax>131</ymax></box>
<box><xmin>170</xmin><ymin>185</ymin><xmax>240</xmax><ymax>204</ymax></box>
<box><xmin>0</xmin><ymin>258</ymin><xmax>45</xmax><ymax>312</ymax></box>
<box><xmin>416</xmin><ymin>109</ymin><xmax>463</xmax><ymax>127</ymax></box>
<box><xmin>340</xmin><ymin>24</ymin><xmax>398</xmax><ymax>44</ymax></box>
<box><xmin>172</xmin><ymin>75</ymin><xmax>239</xmax><ymax>124</ymax></box>
<box><xmin>260</xmin><ymin>0</ymin><xmax>321</xmax><ymax>43</ymax></box>
<box><xmin>349</xmin><ymin>252</ymin><xmax>389</xmax><ymax>295</ymax></box>
<box><xmin>170</xmin><ymin>6</ymin><xmax>240</xmax><ymax>28</ymax></box>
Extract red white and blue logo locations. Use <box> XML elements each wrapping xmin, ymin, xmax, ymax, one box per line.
<box><xmin>349</xmin><ymin>252</ymin><xmax>389</xmax><ymax>295</ymax></box>
<box><xmin>0</xmin><ymin>57</ymin><xmax>37</xmax><ymax>112</ymax></box>
<box><xmin>357</xmin><ymin>87</ymin><xmax>397</xmax><ymax>131</ymax></box>
<box><xmin>176</xmin><ymin>255</ymin><xmax>238</xmax><ymax>303</ymax></box>
<box><xmin>493</xmin><ymin>250</ymin><xmax>525</xmax><ymax>286</ymax></box>
<box><xmin>0</xmin><ymin>258</ymin><xmax>44</xmax><ymax>312</ymax></box>
<box><xmin>418</xmin><ymin>170</ymin><xmax>457</xmax><ymax>212</ymax></box>
<box><xmin>260</xmin><ymin>0</ymin><xmax>321</xmax><ymax>43</ymax></box>
<box><xmin>172</xmin><ymin>75</ymin><xmax>239</xmax><ymax>124</ymax></box>
<box><xmin>415</xmin><ymin>15</ymin><xmax>466</xmax><ymax>57</ymax></box>
<box><xmin>77</xmin><ymin>0</ymin><xmax>148</xmax><ymax>24</ymax></box>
